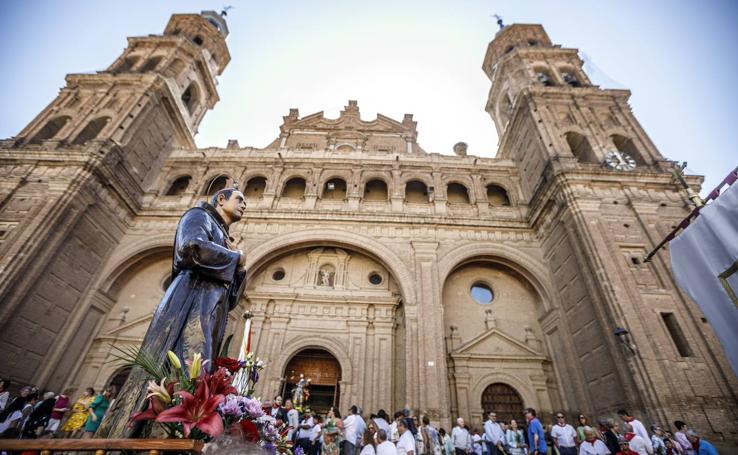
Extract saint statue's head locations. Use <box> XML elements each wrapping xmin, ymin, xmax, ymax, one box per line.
<box><xmin>211</xmin><ymin>188</ymin><xmax>246</xmax><ymax>225</ymax></box>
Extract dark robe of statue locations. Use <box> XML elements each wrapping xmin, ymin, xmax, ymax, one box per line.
<box><xmin>98</xmin><ymin>201</ymin><xmax>247</xmax><ymax>438</ymax></box>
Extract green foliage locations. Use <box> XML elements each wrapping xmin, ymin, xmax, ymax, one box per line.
<box><xmin>109</xmin><ymin>344</ymin><xmax>171</xmax><ymax>382</ymax></box>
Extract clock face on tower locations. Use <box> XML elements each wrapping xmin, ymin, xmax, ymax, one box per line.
<box><xmin>603</xmin><ymin>150</ymin><xmax>637</xmax><ymax>171</ymax></box>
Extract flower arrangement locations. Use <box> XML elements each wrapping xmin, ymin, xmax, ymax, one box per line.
<box><xmin>117</xmin><ymin>346</ymin><xmax>290</xmax><ymax>454</ymax></box>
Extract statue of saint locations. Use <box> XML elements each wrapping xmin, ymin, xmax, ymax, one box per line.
<box><xmin>319</xmin><ymin>269</ymin><xmax>333</xmax><ymax>287</ymax></box>
<box><xmin>98</xmin><ymin>188</ymin><xmax>248</xmax><ymax>438</ymax></box>
<box><xmin>291</xmin><ymin>374</ymin><xmax>310</xmax><ymax>407</ymax></box>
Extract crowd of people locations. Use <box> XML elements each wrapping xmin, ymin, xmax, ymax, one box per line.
<box><xmin>262</xmin><ymin>396</ymin><xmax>720</xmax><ymax>455</ymax></box>
<box><xmin>0</xmin><ymin>379</ymin><xmax>116</xmax><ymax>440</ymax></box>
<box><xmin>0</xmin><ymin>378</ymin><xmax>723</xmax><ymax>455</ymax></box>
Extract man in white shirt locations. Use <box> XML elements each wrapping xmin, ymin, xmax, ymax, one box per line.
<box><xmin>397</xmin><ymin>419</ymin><xmax>416</xmax><ymax>455</ymax></box>
<box><xmin>617</xmin><ymin>410</ymin><xmax>652</xmax><ymax>454</ymax></box>
<box><xmin>297</xmin><ymin>410</ymin><xmax>315</xmax><ymax>454</ymax></box>
<box><xmin>622</xmin><ymin>424</ymin><xmax>653</xmax><ymax>455</ymax></box>
<box><xmin>578</xmin><ymin>428</ymin><xmax>611</xmax><ymax>455</ymax></box>
<box><xmin>377</xmin><ymin>429</ymin><xmax>399</xmax><ymax>455</ymax></box>
<box><xmin>451</xmin><ymin>418</ymin><xmax>472</xmax><ymax>455</ymax></box>
<box><xmin>483</xmin><ymin>412</ymin><xmax>505</xmax><ymax>455</ymax></box>
<box><xmin>550</xmin><ymin>413</ymin><xmax>578</xmax><ymax>455</ymax></box>
<box><xmin>374</xmin><ymin>410</ymin><xmax>392</xmax><ymax>435</ymax></box>
<box><xmin>344</xmin><ymin>405</ymin><xmax>367</xmax><ymax>455</ymax></box>
<box><xmin>286</xmin><ymin>400</ymin><xmax>300</xmax><ymax>442</ymax></box>
<box><xmin>310</xmin><ymin>416</ymin><xmax>323</xmax><ymax>455</ymax></box>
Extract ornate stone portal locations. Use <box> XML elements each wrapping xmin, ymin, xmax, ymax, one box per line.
<box><xmin>0</xmin><ymin>11</ymin><xmax>736</xmax><ymax>444</ymax></box>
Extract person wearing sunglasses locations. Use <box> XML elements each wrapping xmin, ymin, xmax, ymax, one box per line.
<box><xmin>550</xmin><ymin>414</ymin><xmax>578</xmax><ymax>455</ymax></box>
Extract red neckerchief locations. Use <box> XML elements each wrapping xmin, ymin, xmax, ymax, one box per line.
<box><xmin>624</xmin><ymin>432</ymin><xmax>636</xmax><ymax>442</ymax></box>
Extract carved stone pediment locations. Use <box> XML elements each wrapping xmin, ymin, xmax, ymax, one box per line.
<box><xmin>450</xmin><ymin>328</ymin><xmax>545</xmax><ymax>359</ymax></box>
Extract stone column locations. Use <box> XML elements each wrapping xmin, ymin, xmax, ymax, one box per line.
<box><xmin>410</xmin><ymin>241</ymin><xmax>452</xmax><ymax>428</ymax></box>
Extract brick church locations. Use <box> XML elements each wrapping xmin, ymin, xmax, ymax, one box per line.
<box><xmin>0</xmin><ymin>10</ymin><xmax>735</xmax><ymax>445</ymax></box>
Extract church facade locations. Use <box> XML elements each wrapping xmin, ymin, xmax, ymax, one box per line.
<box><xmin>0</xmin><ymin>11</ymin><xmax>736</xmax><ymax>443</ymax></box>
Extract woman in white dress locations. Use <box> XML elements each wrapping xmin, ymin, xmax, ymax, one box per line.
<box><xmin>505</xmin><ymin>419</ymin><xmax>527</xmax><ymax>455</ymax></box>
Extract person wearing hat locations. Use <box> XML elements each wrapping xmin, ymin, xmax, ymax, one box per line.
<box><xmin>685</xmin><ymin>430</ymin><xmax>718</xmax><ymax>455</ymax></box>
<box><xmin>323</xmin><ymin>420</ymin><xmax>341</xmax><ymax>455</ymax></box>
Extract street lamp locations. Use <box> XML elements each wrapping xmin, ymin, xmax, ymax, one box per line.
<box><xmin>614</xmin><ymin>327</ymin><xmax>636</xmax><ymax>355</ymax></box>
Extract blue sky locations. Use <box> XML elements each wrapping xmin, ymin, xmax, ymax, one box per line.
<box><xmin>1</xmin><ymin>0</ymin><xmax>737</xmax><ymax>194</ymax></box>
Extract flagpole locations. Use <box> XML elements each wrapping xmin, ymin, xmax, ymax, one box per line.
<box><xmin>643</xmin><ymin>164</ymin><xmax>738</xmax><ymax>262</ymax></box>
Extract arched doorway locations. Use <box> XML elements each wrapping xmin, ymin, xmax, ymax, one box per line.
<box><xmin>282</xmin><ymin>348</ymin><xmax>341</xmax><ymax>414</ymax></box>
<box><xmin>106</xmin><ymin>366</ymin><xmax>132</xmax><ymax>393</ymax></box>
<box><xmin>481</xmin><ymin>383</ymin><xmax>524</xmax><ymax>423</ymax></box>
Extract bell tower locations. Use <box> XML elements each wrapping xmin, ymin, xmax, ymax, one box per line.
<box><xmin>479</xmin><ymin>24</ymin><xmax>738</xmax><ymax>438</ymax></box>
<box><xmin>483</xmin><ymin>24</ymin><xmax>670</xmax><ymax>196</ymax></box>
<box><xmin>15</xmin><ymin>11</ymin><xmax>230</xmax><ymax>189</ymax></box>
<box><xmin>0</xmin><ymin>11</ymin><xmax>230</xmax><ymax>391</ymax></box>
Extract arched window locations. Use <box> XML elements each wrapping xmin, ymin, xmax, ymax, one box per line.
<box><xmin>202</xmin><ymin>175</ymin><xmax>228</xmax><ymax>196</ymax></box>
<box><xmin>282</xmin><ymin>177</ymin><xmax>306</xmax><ymax>199</ymax></box>
<box><xmin>405</xmin><ymin>180</ymin><xmax>429</xmax><ymax>203</ymax></box>
<box><xmin>364</xmin><ymin>179</ymin><xmax>388</xmax><ymax>201</ymax></box>
<box><xmin>28</xmin><ymin>116</ymin><xmax>71</xmax><ymax>144</ymax></box>
<box><xmin>113</xmin><ymin>56</ymin><xmax>140</xmax><ymax>73</ymax></box>
<box><xmin>323</xmin><ymin>178</ymin><xmax>347</xmax><ymax>200</ymax></box>
<box><xmin>447</xmin><ymin>183</ymin><xmax>470</xmax><ymax>204</ymax></box>
<box><xmin>486</xmin><ymin>184</ymin><xmax>510</xmax><ymax>206</ymax></box>
<box><xmin>166</xmin><ymin>175</ymin><xmax>191</xmax><ymax>196</ymax></box>
<box><xmin>72</xmin><ymin>117</ymin><xmax>111</xmax><ymax>145</ymax></box>
<box><xmin>481</xmin><ymin>383</ymin><xmax>524</xmax><ymax>423</ymax></box>
<box><xmin>164</xmin><ymin>59</ymin><xmax>185</xmax><ymax>78</ymax></box>
<box><xmin>611</xmin><ymin>134</ymin><xmax>645</xmax><ymax>164</ymax></box>
<box><xmin>245</xmin><ymin>176</ymin><xmax>267</xmax><ymax>198</ymax></box>
<box><xmin>565</xmin><ymin>132</ymin><xmax>597</xmax><ymax>163</ymax></box>
<box><xmin>561</xmin><ymin>71</ymin><xmax>581</xmax><ymax>87</ymax></box>
<box><xmin>139</xmin><ymin>56</ymin><xmax>163</xmax><ymax>73</ymax></box>
<box><xmin>181</xmin><ymin>83</ymin><xmax>200</xmax><ymax>115</ymax></box>
<box><xmin>535</xmin><ymin>69</ymin><xmax>555</xmax><ymax>86</ymax></box>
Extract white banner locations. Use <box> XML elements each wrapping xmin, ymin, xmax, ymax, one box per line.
<box><xmin>670</xmin><ymin>180</ymin><xmax>738</xmax><ymax>377</ymax></box>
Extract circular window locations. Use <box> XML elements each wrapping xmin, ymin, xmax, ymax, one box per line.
<box><xmin>368</xmin><ymin>273</ymin><xmax>383</xmax><ymax>285</ymax></box>
<box><xmin>470</xmin><ymin>282</ymin><xmax>494</xmax><ymax>305</ymax></box>
<box><xmin>272</xmin><ymin>269</ymin><xmax>285</xmax><ymax>281</ymax></box>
